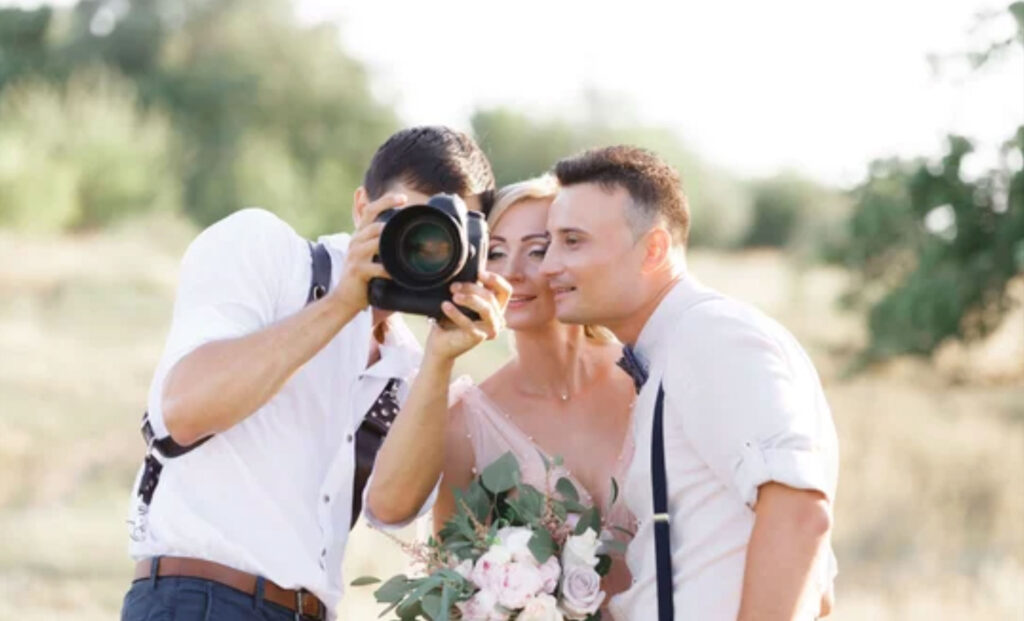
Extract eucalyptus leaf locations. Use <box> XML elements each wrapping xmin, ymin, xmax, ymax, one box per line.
<box><xmin>350</xmin><ymin>575</ymin><xmax>381</xmax><ymax>587</ymax></box>
<box><xmin>528</xmin><ymin>528</ymin><xmax>555</xmax><ymax>564</ymax></box>
<box><xmin>481</xmin><ymin>452</ymin><xmax>521</xmax><ymax>494</ymax></box>
<box><xmin>556</xmin><ymin>477</ymin><xmax>580</xmax><ymax>503</ymax></box>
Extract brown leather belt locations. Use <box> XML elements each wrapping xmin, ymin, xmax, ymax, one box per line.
<box><xmin>134</xmin><ymin>557</ymin><xmax>326</xmax><ymax>619</ymax></box>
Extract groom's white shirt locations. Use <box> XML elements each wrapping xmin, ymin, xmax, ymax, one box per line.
<box><xmin>608</xmin><ymin>275</ymin><xmax>838</xmax><ymax>621</ymax></box>
<box><xmin>126</xmin><ymin>208</ymin><xmax>431</xmax><ymax>619</ymax></box>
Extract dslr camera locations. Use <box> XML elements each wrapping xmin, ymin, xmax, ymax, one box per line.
<box><xmin>368</xmin><ymin>194</ymin><xmax>488</xmax><ymax>320</ymax></box>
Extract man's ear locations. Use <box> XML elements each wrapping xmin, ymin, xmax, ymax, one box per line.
<box><xmin>352</xmin><ymin>186</ymin><xmax>370</xmax><ymax>226</ymax></box>
<box><xmin>641</xmin><ymin>227</ymin><xmax>673</xmax><ymax>274</ymax></box>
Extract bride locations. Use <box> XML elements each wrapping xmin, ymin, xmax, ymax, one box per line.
<box><xmin>378</xmin><ymin>174</ymin><xmax>638</xmax><ymax>612</ymax></box>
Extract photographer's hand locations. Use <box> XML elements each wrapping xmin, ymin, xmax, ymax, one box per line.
<box><xmin>329</xmin><ymin>192</ymin><xmax>408</xmax><ymax>312</ymax></box>
<box><xmin>365</xmin><ymin>271</ymin><xmax>510</xmax><ymax>525</ymax></box>
<box><xmin>426</xmin><ymin>271</ymin><xmax>513</xmax><ymax>361</ymax></box>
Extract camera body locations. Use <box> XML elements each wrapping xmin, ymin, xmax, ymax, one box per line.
<box><xmin>368</xmin><ymin>194</ymin><xmax>488</xmax><ymax>320</ymax></box>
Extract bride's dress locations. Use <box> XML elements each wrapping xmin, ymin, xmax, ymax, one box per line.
<box><xmin>449</xmin><ymin>376</ymin><xmax>637</xmax><ymax>617</ymax></box>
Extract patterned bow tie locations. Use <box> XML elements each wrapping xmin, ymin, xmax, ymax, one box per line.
<box><xmin>616</xmin><ymin>345</ymin><xmax>649</xmax><ymax>394</ymax></box>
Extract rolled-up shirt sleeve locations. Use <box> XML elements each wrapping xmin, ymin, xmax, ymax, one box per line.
<box><xmin>669</xmin><ymin>305</ymin><xmax>835</xmax><ymax>509</ymax></box>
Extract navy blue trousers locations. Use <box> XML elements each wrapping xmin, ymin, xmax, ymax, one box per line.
<box><xmin>120</xmin><ymin>569</ymin><xmax>320</xmax><ymax>621</ymax></box>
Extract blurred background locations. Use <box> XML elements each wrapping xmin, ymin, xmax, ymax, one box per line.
<box><xmin>0</xmin><ymin>0</ymin><xmax>1021</xmax><ymax>619</ymax></box>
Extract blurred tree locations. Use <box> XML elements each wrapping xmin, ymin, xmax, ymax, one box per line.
<box><xmin>0</xmin><ymin>0</ymin><xmax>398</xmax><ymax>236</ymax></box>
<box><xmin>833</xmin><ymin>132</ymin><xmax>1024</xmax><ymax>360</ymax></box>
<box><xmin>0</xmin><ymin>68</ymin><xmax>179</xmax><ymax>232</ymax></box>
<box><xmin>470</xmin><ymin>105</ymin><xmax>754</xmax><ymax>248</ymax></box>
<box><xmin>742</xmin><ymin>173</ymin><xmax>842</xmax><ymax>249</ymax></box>
<box><xmin>829</xmin><ymin>2</ymin><xmax>1024</xmax><ymax>362</ymax></box>
<box><xmin>0</xmin><ymin>7</ymin><xmax>54</xmax><ymax>90</ymax></box>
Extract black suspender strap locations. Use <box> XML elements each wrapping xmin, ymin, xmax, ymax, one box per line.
<box><xmin>652</xmin><ymin>383</ymin><xmax>675</xmax><ymax>620</ymax></box>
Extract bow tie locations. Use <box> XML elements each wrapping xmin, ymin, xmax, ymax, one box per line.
<box><xmin>616</xmin><ymin>345</ymin><xmax>649</xmax><ymax>394</ymax></box>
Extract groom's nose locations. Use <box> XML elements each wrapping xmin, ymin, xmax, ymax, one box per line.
<box><xmin>539</xmin><ymin>244</ymin><xmax>562</xmax><ymax>278</ymax></box>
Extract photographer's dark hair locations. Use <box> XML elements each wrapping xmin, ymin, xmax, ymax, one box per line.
<box><xmin>364</xmin><ymin>126</ymin><xmax>496</xmax><ymax>213</ymax></box>
<box><xmin>554</xmin><ymin>145</ymin><xmax>690</xmax><ymax>246</ymax></box>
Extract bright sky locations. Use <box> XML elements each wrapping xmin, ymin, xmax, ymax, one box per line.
<box><xmin>6</xmin><ymin>0</ymin><xmax>1023</xmax><ymax>185</ymax></box>
<box><xmin>302</xmin><ymin>0</ymin><xmax>1023</xmax><ymax>185</ymax></box>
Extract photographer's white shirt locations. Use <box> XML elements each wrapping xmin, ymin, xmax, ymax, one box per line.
<box><xmin>608</xmin><ymin>275</ymin><xmax>838</xmax><ymax>621</ymax></box>
<box><xmin>126</xmin><ymin>208</ymin><xmax>429</xmax><ymax>618</ymax></box>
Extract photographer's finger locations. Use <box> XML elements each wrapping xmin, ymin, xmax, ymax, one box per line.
<box><xmin>480</xmin><ymin>271</ymin><xmax>513</xmax><ymax>308</ymax></box>
<box><xmin>441</xmin><ymin>301</ymin><xmax>486</xmax><ymax>340</ymax></box>
<box><xmin>347</xmin><ymin>224</ymin><xmax>384</xmax><ymax>260</ymax></box>
<box><xmin>357</xmin><ymin>262</ymin><xmax>390</xmax><ymax>282</ymax></box>
<box><xmin>452</xmin><ymin>292</ymin><xmax>499</xmax><ymax>339</ymax></box>
<box><xmin>358</xmin><ymin>193</ymin><xmax>408</xmax><ymax>229</ymax></box>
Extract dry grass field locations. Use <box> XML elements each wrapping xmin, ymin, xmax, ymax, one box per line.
<box><xmin>1</xmin><ymin>214</ymin><xmax>1021</xmax><ymax>620</ymax></box>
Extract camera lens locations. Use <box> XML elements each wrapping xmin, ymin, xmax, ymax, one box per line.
<box><xmin>400</xmin><ymin>219</ymin><xmax>454</xmax><ymax>275</ymax></box>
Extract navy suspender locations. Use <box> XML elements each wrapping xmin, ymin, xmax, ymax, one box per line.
<box><xmin>652</xmin><ymin>384</ymin><xmax>675</xmax><ymax>620</ymax></box>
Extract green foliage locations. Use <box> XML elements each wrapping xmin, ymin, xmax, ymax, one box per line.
<box><xmin>470</xmin><ymin>106</ymin><xmax>754</xmax><ymax>248</ymax></box>
<box><xmin>0</xmin><ymin>67</ymin><xmax>179</xmax><ymax>232</ymax></box>
<box><xmin>830</xmin><ymin>130</ymin><xmax>1024</xmax><ymax>360</ymax></box>
<box><xmin>0</xmin><ymin>0</ymin><xmax>396</xmax><ymax>236</ymax></box>
<box><xmin>742</xmin><ymin>172</ymin><xmax>844</xmax><ymax>249</ymax></box>
<box><xmin>356</xmin><ymin>451</ymin><xmax>617</xmax><ymax>620</ymax></box>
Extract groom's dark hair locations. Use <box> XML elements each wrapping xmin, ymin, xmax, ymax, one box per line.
<box><xmin>554</xmin><ymin>145</ymin><xmax>690</xmax><ymax>246</ymax></box>
<box><xmin>364</xmin><ymin>126</ymin><xmax>496</xmax><ymax>213</ymax></box>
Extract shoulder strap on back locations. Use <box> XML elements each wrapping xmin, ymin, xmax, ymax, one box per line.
<box><xmin>307</xmin><ymin>241</ymin><xmax>331</xmax><ymax>304</ymax></box>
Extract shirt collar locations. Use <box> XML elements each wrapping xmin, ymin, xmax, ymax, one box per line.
<box><xmin>634</xmin><ymin>274</ymin><xmax>713</xmax><ymax>368</ymax></box>
<box><xmin>363</xmin><ymin>314</ymin><xmax>422</xmax><ymax>381</ymax></box>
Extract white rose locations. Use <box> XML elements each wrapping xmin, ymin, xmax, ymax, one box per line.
<box><xmin>561</xmin><ymin>528</ymin><xmax>600</xmax><ymax>571</ymax></box>
<box><xmin>453</xmin><ymin>558</ymin><xmax>474</xmax><ymax>581</ymax></box>
<box><xmin>471</xmin><ymin>546</ymin><xmax>513</xmax><ymax>591</ymax></box>
<box><xmin>456</xmin><ymin>589</ymin><xmax>509</xmax><ymax>621</ymax></box>
<box><xmin>495</xmin><ymin>561</ymin><xmax>546</xmax><ymax>610</ymax></box>
<box><xmin>558</xmin><ymin>566</ymin><xmax>606</xmax><ymax>619</ymax></box>
<box><xmin>497</xmin><ymin>526</ymin><xmax>537</xmax><ymax>564</ymax></box>
<box><xmin>518</xmin><ymin>594</ymin><xmax>564</xmax><ymax>621</ymax></box>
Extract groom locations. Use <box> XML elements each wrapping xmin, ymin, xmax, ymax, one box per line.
<box><xmin>540</xmin><ymin>146</ymin><xmax>838</xmax><ymax>620</ymax></box>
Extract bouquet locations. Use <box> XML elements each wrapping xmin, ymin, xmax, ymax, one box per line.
<box><xmin>352</xmin><ymin>451</ymin><xmax>625</xmax><ymax>620</ymax></box>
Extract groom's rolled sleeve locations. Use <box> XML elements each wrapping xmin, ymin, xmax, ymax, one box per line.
<box><xmin>671</xmin><ymin>305</ymin><xmax>833</xmax><ymax>509</ymax></box>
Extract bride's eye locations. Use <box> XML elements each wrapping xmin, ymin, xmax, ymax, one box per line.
<box><xmin>487</xmin><ymin>248</ymin><xmax>507</xmax><ymax>261</ymax></box>
<box><xmin>528</xmin><ymin>245</ymin><xmax>548</xmax><ymax>259</ymax></box>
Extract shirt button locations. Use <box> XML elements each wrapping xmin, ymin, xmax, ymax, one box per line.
<box><xmin>323</xmin><ymin>494</ymin><xmax>330</xmax><ymax>504</ymax></box>
<box><xmin>321</xmin><ymin>548</ymin><xmax>327</xmax><ymax>557</ymax></box>
<box><xmin>346</xmin><ymin>434</ymin><xmax>354</xmax><ymax>443</ymax></box>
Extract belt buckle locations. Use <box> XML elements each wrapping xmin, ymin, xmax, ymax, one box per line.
<box><xmin>294</xmin><ymin>589</ymin><xmax>323</xmax><ymax>621</ymax></box>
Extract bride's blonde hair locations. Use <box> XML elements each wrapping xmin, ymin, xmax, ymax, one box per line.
<box><xmin>489</xmin><ymin>175</ymin><xmax>616</xmax><ymax>345</ymax></box>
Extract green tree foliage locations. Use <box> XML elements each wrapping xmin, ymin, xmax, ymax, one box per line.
<box><xmin>0</xmin><ymin>0</ymin><xmax>398</xmax><ymax>236</ymax></box>
<box><xmin>0</xmin><ymin>68</ymin><xmax>178</xmax><ymax>232</ymax></box>
<box><xmin>470</xmin><ymin>106</ymin><xmax>754</xmax><ymax>248</ymax></box>
<box><xmin>829</xmin><ymin>3</ymin><xmax>1024</xmax><ymax>362</ymax></box>
<box><xmin>831</xmin><ymin>131</ymin><xmax>1024</xmax><ymax>360</ymax></box>
<box><xmin>742</xmin><ymin>172</ymin><xmax>846</xmax><ymax>250</ymax></box>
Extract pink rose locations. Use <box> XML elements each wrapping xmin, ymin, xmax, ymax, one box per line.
<box><xmin>558</xmin><ymin>566</ymin><xmax>605</xmax><ymax>619</ymax></box>
<box><xmin>456</xmin><ymin>589</ymin><xmax>509</xmax><ymax>621</ymax></box>
<box><xmin>495</xmin><ymin>561</ymin><xmax>546</xmax><ymax>610</ymax></box>
<box><xmin>518</xmin><ymin>594</ymin><xmax>564</xmax><ymax>621</ymax></box>
<box><xmin>538</xmin><ymin>555</ymin><xmax>561</xmax><ymax>594</ymax></box>
<box><xmin>470</xmin><ymin>546</ymin><xmax>513</xmax><ymax>590</ymax></box>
